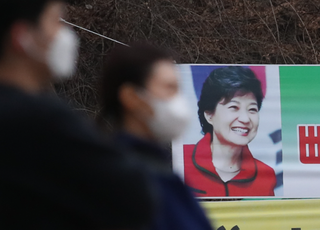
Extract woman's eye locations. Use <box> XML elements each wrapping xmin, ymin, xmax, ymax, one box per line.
<box><xmin>249</xmin><ymin>108</ymin><xmax>258</xmax><ymax>112</ymax></box>
<box><xmin>229</xmin><ymin>106</ymin><xmax>238</xmax><ymax>110</ymax></box>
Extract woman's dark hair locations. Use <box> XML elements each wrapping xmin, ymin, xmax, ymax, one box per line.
<box><xmin>100</xmin><ymin>43</ymin><xmax>173</xmax><ymax>126</ymax></box>
<box><xmin>198</xmin><ymin>66</ymin><xmax>263</xmax><ymax>135</ymax></box>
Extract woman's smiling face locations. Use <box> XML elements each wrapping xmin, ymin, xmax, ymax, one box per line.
<box><xmin>205</xmin><ymin>92</ymin><xmax>259</xmax><ymax>146</ymax></box>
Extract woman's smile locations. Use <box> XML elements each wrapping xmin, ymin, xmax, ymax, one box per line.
<box><xmin>231</xmin><ymin>127</ymin><xmax>250</xmax><ymax>136</ymax></box>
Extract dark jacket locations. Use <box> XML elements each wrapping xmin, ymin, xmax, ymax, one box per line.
<box><xmin>0</xmin><ymin>84</ymin><xmax>154</xmax><ymax>230</ymax></box>
<box><xmin>114</xmin><ymin>132</ymin><xmax>214</xmax><ymax>230</ymax></box>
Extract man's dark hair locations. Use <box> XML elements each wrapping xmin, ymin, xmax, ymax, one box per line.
<box><xmin>100</xmin><ymin>43</ymin><xmax>173</xmax><ymax>126</ymax></box>
<box><xmin>0</xmin><ymin>0</ymin><xmax>74</xmax><ymax>56</ymax></box>
<box><xmin>198</xmin><ymin>66</ymin><xmax>263</xmax><ymax>135</ymax></box>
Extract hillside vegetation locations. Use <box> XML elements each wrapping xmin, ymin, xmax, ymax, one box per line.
<box><xmin>56</xmin><ymin>0</ymin><xmax>320</xmax><ymax>118</ymax></box>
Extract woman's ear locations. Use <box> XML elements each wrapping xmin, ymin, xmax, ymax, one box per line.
<box><xmin>119</xmin><ymin>84</ymin><xmax>153</xmax><ymax>118</ymax></box>
<box><xmin>204</xmin><ymin>111</ymin><xmax>214</xmax><ymax>125</ymax></box>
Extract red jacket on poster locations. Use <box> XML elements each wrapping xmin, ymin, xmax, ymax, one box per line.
<box><xmin>184</xmin><ymin>133</ymin><xmax>276</xmax><ymax>197</ymax></box>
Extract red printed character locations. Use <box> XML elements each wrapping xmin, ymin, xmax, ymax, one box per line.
<box><xmin>298</xmin><ymin>125</ymin><xmax>320</xmax><ymax>164</ymax></box>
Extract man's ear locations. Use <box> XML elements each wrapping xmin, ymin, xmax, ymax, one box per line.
<box><xmin>9</xmin><ymin>21</ymin><xmax>31</xmax><ymax>54</ymax></box>
<box><xmin>204</xmin><ymin>111</ymin><xmax>214</xmax><ymax>125</ymax></box>
<box><xmin>119</xmin><ymin>84</ymin><xmax>154</xmax><ymax>118</ymax></box>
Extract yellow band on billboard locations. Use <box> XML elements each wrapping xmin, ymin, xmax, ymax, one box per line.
<box><xmin>201</xmin><ymin>199</ymin><xmax>320</xmax><ymax>230</ymax></box>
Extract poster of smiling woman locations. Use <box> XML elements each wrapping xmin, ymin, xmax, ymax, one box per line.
<box><xmin>172</xmin><ymin>65</ymin><xmax>283</xmax><ymax>198</ymax></box>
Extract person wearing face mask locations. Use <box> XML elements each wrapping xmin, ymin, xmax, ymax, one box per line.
<box><xmin>184</xmin><ymin>67</ymin><xmax>276</xmax><ymax>197</ymax></box>
<box><xmin>0</xmin><ymin>1</ymin><xmax>155</xmax><ymax>229</ymax></box>
<box><xmin>100</xmin><ymin>43</ymin><xmax>214</xmax><ymax>230</ymax></box>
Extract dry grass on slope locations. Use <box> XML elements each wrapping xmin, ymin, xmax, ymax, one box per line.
<box><xmin>56</xmin><ymin>0</ymin><xmax>320</xmax><ymax>118</ymax></box>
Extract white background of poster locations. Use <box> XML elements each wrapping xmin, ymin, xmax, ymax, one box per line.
<box><xmin>172</xmin><ymin>64</ymin><xmax>283</xmax><ymax>198</ymax></box>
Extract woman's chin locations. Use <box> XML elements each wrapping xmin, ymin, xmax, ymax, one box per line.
<box><xmin>227</xmin><ymin>137</ymin><xmax>252</xmax><ymax>147</ymax></box>
<box><xmin>215</xmin><ymin>133</ymin><xmax>255</xmax><ymax>147</ymax></box>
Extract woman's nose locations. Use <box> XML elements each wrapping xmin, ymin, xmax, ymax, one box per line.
<box><xmin>238</xmin><ymin>110</ymin><xmax>250</xmax><ymax>123</ymax></box>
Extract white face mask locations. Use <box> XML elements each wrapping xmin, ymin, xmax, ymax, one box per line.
<box><xmin>146</xmin><ymin>93</ymin><xmax>191</xmax><ymax>142</ymax></box>
<box><xmin>47</xmin><ymin>26</ymin><xmax>79</xmax><ymax>79</ymax></box>
<box><xmin>20</xmin><ymin>26</ymin><xmax>79</xmax><ymax>79</ymax></box>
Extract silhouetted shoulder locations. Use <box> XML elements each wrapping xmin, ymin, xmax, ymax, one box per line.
<box><xmin>0</xmin><ymin>84</ymin><xmax>155</xmax><ymax>229</ymax></box>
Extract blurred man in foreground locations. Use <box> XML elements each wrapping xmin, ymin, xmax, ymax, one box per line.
<box><xmin>100</xmin><ymin>43</ymin><xmax>214</xmax><ymax>230</ymax></box>
<box><xmin>0</xmin><ymin>1</ymin><xmax>154</xmax><ymax>229</ymax></box>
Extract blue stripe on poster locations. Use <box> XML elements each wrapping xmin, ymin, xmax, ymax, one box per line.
<box><xmin>276</xmin><ymin>172</ymin><xmax>283</xmax><ymax>188</ymax></box>
<box><xmin>269</xmin><ymin>129</ymin><xmax>282</xmax><ymax>144</ymax></box>
<box><xmin>276</xmin><ymin>150</ymin><xmax>283</xmax><ymax>165</ymax></box>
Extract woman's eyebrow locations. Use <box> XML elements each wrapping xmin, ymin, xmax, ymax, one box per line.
<box><xmin>250</xmin><ymin>102</ymin><xmax>258</xmax><ymax>105</ymax></box>
<box><xmin>229</xmin><ymin>100</ymin><xmax>240</xmax><ymax>104</ymax></box>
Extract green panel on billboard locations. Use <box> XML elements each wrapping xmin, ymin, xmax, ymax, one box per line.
<box><xmin>280</xmin><ymin>66</ymin><xmax>320</xmax><ymax>164</ymax></box>
<box><xmin>280</xmin><ymin>66</ymin><xmax>320</xmax><ymax>121</ymax></box>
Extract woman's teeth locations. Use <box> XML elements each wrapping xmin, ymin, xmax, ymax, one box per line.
<box><xmin>232</xmin><ymin>128</ymin><xmax>249</xmax><ymax>134</ymax></box>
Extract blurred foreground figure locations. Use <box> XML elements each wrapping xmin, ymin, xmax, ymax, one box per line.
<box><xmin>100</xmin><ymin>44</ymin><xmax>214</xmax><ymax>230</ymax></box>
<box><xmin>0</xmin><ymin>1</ymin><xmax>154</xmax><ymax>229</ymax></box>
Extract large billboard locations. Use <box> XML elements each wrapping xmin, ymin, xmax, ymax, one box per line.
<box><xmin>172</xmin><ymin>65</ymin><xmax>320</xmax><ymax>198</ymax></box>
